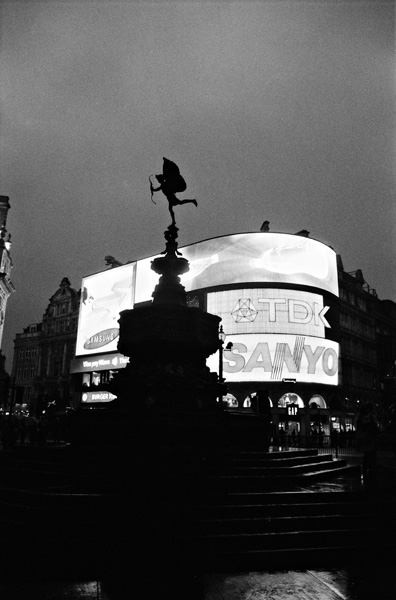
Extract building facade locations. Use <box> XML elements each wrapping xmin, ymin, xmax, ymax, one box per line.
<box><xmin>337</xmin><ymin>263</ymin><xmax>396</xmax><ymax>425</ymax></box>
<box><xmin>12</xmin><ymin>231</ymin><xmax>396</xmax><ymax>428</ymax></box>
<box><xmin>11</xmin><ymin>278</ymin><xmax>80</xmax><ymax>416</ymax></box>
<box><xmin>70</xmin><ymin>230</ymin><xmax>396</xmax><ymax>436</ymax></box>
<box><xmin>0</xmin><ymin>195</ymin><xmax>15</xmax><ymax>407</ymax></box>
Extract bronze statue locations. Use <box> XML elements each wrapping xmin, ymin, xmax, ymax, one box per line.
<box><xmin>150</xmin><ymin>158</ymin><xmax>197</xmax><ymax>225</ymax></box>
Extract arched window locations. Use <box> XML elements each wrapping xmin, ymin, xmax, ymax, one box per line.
<box><xmin>223</xmin><ymin>394</ymin><xmax>238</xmax><ymax>408</ymax></box>
<box><xmin>308</xmin><ymin>395</ymin><xmax>327</xmax><ymax>409</ymax></box>
<box><xmin>278</xmin><ymin>393</ymin><xmax>304</xmax><ymax>408</ymax></box>
<box><xmin>244</xmin><ymin>393</ymin><xmax>273</xmax><ymax>408</ymax></box>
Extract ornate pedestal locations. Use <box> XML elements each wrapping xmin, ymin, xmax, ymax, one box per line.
<box><xmin>111</xmin><ymin>224</ymin><xmax>225</xmax><ymax>413</ymax></box>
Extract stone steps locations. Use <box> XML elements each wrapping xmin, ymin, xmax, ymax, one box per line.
<box><xmin>197</xmin><ymin>495</ymin><xmax>393</xmax><ymax>519</ymax></box>
<box><xmin>194</xmin><ymin>511</ymin><xmax>392</xmax><ymax>534</ymax></box>
<box><xmin>203</xmin><ymin>543</ymin><xmax>396</xmax><ymax>573</ymax></box>
<box><xmin>0</xmin><ymin>444</ymin><xmax>393</xmax><ymax>574</ymax></box>
<box><xmin>208</xmin><ymin>460</ymin><xmax>361</xmax><ymax>492</ymax></box>
<box><xmin>186</xmin><ymin>448</ymin><xmax>395</xmax><ymax>570</ymax></box>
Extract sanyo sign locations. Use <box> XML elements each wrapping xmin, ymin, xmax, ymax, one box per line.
<box><xmin>207</xmin><ymin>334</ymin><xmax>339</xmax><ymax>385</ymax></box>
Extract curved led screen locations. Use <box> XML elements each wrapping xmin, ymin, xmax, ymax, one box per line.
<box><xmin>135</xmin><ymin>232</ymin><xmax>338</xmax><ymax>303</ymax></box>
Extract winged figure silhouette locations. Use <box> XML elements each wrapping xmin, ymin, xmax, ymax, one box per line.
<box><xmin>150</xmin><ymin>158</ymin><xmax>197</xmax><ymax>225</ymax></box>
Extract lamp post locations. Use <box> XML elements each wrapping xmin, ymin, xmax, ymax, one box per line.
<box><xmin>218</xmin><ymin>325</ymin><xmax>226</xmax><ymax>403</ymax></box>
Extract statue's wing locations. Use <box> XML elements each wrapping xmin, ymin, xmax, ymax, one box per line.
<box><xmin>162</xmin><ymin>157</ymin><xmax>187</xmax><ymax>193</ymax></box>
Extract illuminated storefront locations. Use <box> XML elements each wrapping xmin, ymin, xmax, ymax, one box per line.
<box><xmin>71</xmin><ymin>232</ymin><xmax>342</xmax><ymax>434</ymax></box>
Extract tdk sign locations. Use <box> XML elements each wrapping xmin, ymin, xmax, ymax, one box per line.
<box><xmin>256</xmin><ymin>298</ymin><xmax>330</xmax><ymax>328</ymax></box>
<box><xmin>209</xmin><ymin>289</ymin><xmax>332</xmax><ymax>338</ymax></box>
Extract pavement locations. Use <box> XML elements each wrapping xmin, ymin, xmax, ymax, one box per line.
<box><xmin>0</xmin><ymin>564</ymin><xmax>395</xmax><ymax>599</ymax></box>
<box><xmin>204</xmin><ymin>565</ymin><xmax>396</xmax><ymax>600</ymax></box>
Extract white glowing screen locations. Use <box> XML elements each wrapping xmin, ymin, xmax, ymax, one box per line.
<box><xmin>207</xmin><ymin>334</ymin><xmax>339</xmax><ymax>385</ymax></box>
<box><xmin>135</xmin><ymin>232</ymin><xmax>338</xmax><ymax>303</ymax></box>
<box><xmin>76</xmin><ymin>263</ymin><xmax>135</xmax><ymax>356</ymax></box>
<box><xmin>207</xmin><ymin>289</ymin><xmax>331</xmax><ymax>338</ymax></box>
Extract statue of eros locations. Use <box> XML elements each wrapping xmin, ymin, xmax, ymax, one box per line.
<box><xmin>150</xmin><ymin>158</ymin><xmax>197</xmax><ymax>226</ymax></box>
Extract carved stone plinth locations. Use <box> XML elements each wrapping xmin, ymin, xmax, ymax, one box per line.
<box><xmin>112</xmin><ymin>303</ymin><xmax>223</xmax><ymax>411</ymax></box>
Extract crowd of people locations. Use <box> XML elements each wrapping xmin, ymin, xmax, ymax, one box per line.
<box><xmin>0</xmin><ymin>413</ymin><xmax>68</xmax><ymax>450</ymax></box>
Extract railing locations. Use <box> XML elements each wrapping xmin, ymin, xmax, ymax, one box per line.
<box><xmin>272</xmin><ymin>434</ymin><xmax>395</xmax><ymax>459</ymax></box>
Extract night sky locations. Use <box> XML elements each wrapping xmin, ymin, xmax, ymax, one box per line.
<box><xmin>1</xmin><ymin>1</ymin><xmax>395</xmax><ymax>368</ymax></box>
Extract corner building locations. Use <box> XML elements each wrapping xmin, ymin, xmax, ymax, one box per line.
<box><xmin>12</xmin><ymin>278</ymin><xmax>80</xmax><ymax>415</ymax></box>
<box><xmin>185</xmin><ymin>232</ymin><xmax>340</xmax><ymax>437</ymax></box>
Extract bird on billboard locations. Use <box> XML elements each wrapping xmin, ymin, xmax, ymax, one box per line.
<box><xmin>149</xmin><ymin>158</ymin><xmax>197</xmax><ymax>226</ymax></box>
<box><xmin>104</xmin><ymin>256</ymin><xmax>124</xmax><ymax>268</ymax></box>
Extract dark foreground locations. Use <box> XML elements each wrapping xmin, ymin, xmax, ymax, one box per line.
<box><xmin>0</xmin><ymin>445</ymin><xmax>394</xmax><ymax>599</ymax></box>
<box><xmin>0</xmin><ymin>560</ymin><xmax>395</xmax><ymax>599</ymax></box>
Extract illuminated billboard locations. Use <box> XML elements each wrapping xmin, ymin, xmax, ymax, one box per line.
<box><xmin>82</xmin><ymin>391</ymin><xmax>117</xmax><ymax>403</ymax></box>
<box><xmin>135</xmin><ymin>232</ymin><xmax>338</xmax><ymax>303</ymax></box>
<box><xmin>76</xmin><ymin>263</ymin><xmax>135</xmax><ymax>357</ymax></box>
<box><xmin>207</xmin><ymin>289</ymin><xmax>333</xmax><ymax>338</ymax></box>
<box><xmin>70</xmin><ymin>353</ymin><xmax>129</xmax><ymax>373</ymax></box>
<box><xmin>207</xmin><ymin>334</ymin><xmax>339</xmax><ymax>385</ymax></box>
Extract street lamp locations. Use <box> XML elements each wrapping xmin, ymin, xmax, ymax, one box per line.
<box><xmin>218</xmin><ymin>325</ymin><xmax>227</xmax><ymax>403</ymax></box>
<box><xmin>218</xmin><ymin>325</ymin><xmax>226</xmax><ymax>381</ymax></box>
<box><xmin>218</xmin><ymin>325</ymin><xmax>234</xmax><ymax>405</ymax></box>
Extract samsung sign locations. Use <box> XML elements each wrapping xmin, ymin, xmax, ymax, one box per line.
<box><xmin>207</xmin><ymin>334</ymin><xmax>339</xmax><ymax>385</ymax></box>
<box><xmin>76</xmin><ymin>263</ymin><xmax>135</xmax><ymax>357</ymax></box>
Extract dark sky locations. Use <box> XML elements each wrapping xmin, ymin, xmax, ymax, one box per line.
<box><xmin>1</xmin><ymin>1</ymin><xmax>395</xmax><ymax>368</ymax></box>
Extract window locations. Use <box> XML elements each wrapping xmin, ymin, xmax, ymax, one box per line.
<box><xmin>223</xmin><ymin>394</ymin><xmax>238</xmax><ymax>408</ymax></box>
<box><xmin>309</xmin><ymin>395</ymin><xmax>327</xmax><ymax>409</ymax></box>
<box><xmin>278</xmin><ymin>393</ymin><xmax>304</xmax><ymax>408</ymax></box>
<box><xmin>344</xmin><ymin>417</ymin><xmax>354</xmax><ymax>432</ymax></box>
<box><xmin>92</xmin><ymin>372</ymin><xmax>100</xmax><ymax>386</ymax></box>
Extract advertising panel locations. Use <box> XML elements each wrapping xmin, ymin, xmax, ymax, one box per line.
<box><xmin>70</xmin><ymin>353</ymin><xmax>129</xmax><ymax>373</ymax></box>
<box><xmin>207</xmin><ymin>289</ymin><xmax>333</xmax><ymax>338</ymax></box>
<box><xmin>207</xmin><ymin>334</ymin><xmax>339</xmax><ymax>385</ymax></box>
<box><xmin>81</xmin><ymin>391</ymin><xmax>117</xmax><ymax>403</ymax></box>
<box><xmin>75</xmin><ymin>263</ymin><xmax>135</xmax><ymax>357</ymax></box>
<box><xmin>135</xmin><ymin>232</ymin><xmax>338</xmax><ymax>303</ymax></box>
